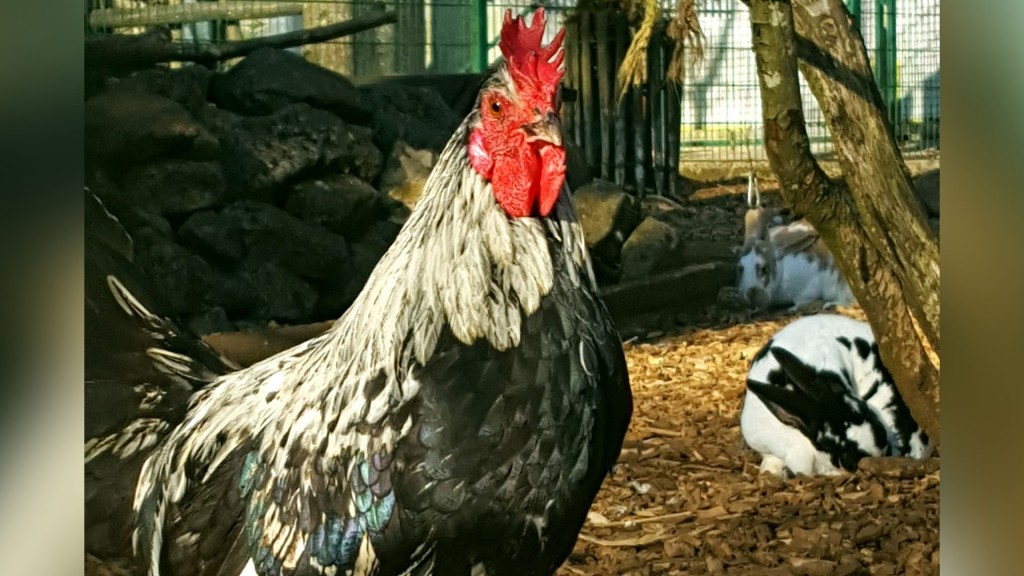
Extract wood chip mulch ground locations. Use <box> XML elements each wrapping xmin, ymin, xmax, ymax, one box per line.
<box><xmin>556</xmin><ymin>304</ymin><xmax>940</xmax><ymax>576</ymax></box>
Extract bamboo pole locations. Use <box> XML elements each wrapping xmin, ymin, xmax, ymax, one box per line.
<box><xmin>648</xmin><ymin>26</ymin><xmax>667</xmax><ymax>197</ymax></box>
<box><xmin>579</xmin><ymin>13</ymin><xmax>595</xmax><ymax>169</ymax></box>
<box><xmin>613</xmin><ymin>14</ymin><xmax>628</xmax><ymax>187</ymax></box>
<box><xmin>563</xmin><ymin>17</ymin><xmax>580</xmax><ymax>150</ymax></box>
<box><xmin>594</xmin><ymin>10</ymin><xmax>611</xmax><ymax>181</ymax></box>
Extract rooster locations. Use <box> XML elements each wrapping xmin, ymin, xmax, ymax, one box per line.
<box><xmin>85</xmin><ymin>189</ymin><xmax>234</xmax><ymax>572</ymax></box>
<box><xmin>130</xmin><ymin>9</ymin><xmax>632</xmax><ymax>576</ymax></box>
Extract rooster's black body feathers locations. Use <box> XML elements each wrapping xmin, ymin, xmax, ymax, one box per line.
<box><xmin>85</xmin><ymin>190</ymin><xmax>233</xmax><ymax>568</ymax></box>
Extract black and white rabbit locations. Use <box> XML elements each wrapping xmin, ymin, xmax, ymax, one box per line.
<box><xmin>741</xmin><ymin>314</ymin><xmax>933</xmax><ymax>476</ymax></box>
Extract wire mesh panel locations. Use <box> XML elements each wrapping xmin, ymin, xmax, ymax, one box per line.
<box><xmin>681</xmin><ymin>0</ymin><xmax>776</xmax><ymax>162</ymax></box>
<box><xmin>84</xmin><ymin>0</ymin><xmax>565</xmax><ymax>73</ymax></box>
<box><xmin>85</xmin><ymin>0</ymin><xmax>938</xmax><ymax>163</ymax></box>
<box><xmin>893</xmin><ymin>0</ymin><xmax>940</xmax><ymax>151</ymax></box>
<box><xmin>679</xmin><ymin>0</ymin><xmax>939</xmax><ymax>162</ymax></box>
<box><xmin>295</xmin><ymin>0</ymin><xmax>425</xmax><ymax>76</ymax></box>
<box><xmin>839</xmin><ymin>0</ymin><xmax>940</xmax><ymax>153</ymax></box>
<box><xmin>86</xmin><ymin>0</ymin><xmax>307</xmax><ymax>40</ymax></box>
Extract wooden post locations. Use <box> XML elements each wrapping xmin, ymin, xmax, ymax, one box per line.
<box><xmin>563</xmin><ymin>17</ymin><xmax>581</xmax><ymax>151</ymax></box>
<box><xmin>631</xmin><ymin>77</ymin><xmax>646</xmax><ymax>196</ymax></box>
<box><xmin>648</xmin><ymin>26</ymin><xmax>666</xmax><ymax>197</ymax></box>
<box><xmin>354</xmin><ymin>1</ymin><xmax>392</xmax><ymax>75</ymax></box>
<box><xmin>563</xmin><ymin>9</ymin><xmax>680</xmax><ymax>197</ymax></box>
<box><xmin>665</xmin><ymin>79</ymin><xmax>681</xmax><ymax>198</ymax></box>
<box><xmin>303</xmin><ymin>1</ymin><xmax>352</xmax><ymax>75</ymax></box>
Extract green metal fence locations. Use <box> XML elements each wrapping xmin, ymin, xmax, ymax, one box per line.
<box><xmin>86</xmin><ymin>0</ymin><xmax>939</xmax><ymax>163</ymax></box>
<box><xmin>84</xmin><ymin>0</ymin><xmax>551</xmax><ymax>75</ymax></box>
<box><xmin>679</xmin><ymin>0</ymin><xmax>939</xmax><ymax>162</ymax></box>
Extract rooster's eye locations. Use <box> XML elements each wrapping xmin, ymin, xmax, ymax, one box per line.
<box><xmin>489</xmin><ymin>100</ymin><xmax>503</xmax><ymax>116</ymax></box>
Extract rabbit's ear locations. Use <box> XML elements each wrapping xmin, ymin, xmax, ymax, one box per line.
<box><xmin>746</xmin><ymin>378</ymin><xmax>819</xmax><ymax>438</ymax></box>
<box><xmin>771</xmin><ymin>347</ymin><xmax>849</xmax><ymax>400</ymax></box>
<box><xmin>769</xmin><ymin>348</ymin><xmax>821</xmax><ymax>397</ymax></box>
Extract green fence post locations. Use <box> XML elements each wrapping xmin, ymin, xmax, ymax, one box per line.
<box><xmin>471</xmin><ymin>0</ymin><xmax>489</xmax><ymax>72</ymax></box>
<box><xmin>846</xmin><ymin>0</ymin><xmax>862</xmax><ymax>31</ymax></box>
<box><xmin>885</xmin><ymin>0</ymin><xmax>898</xmax><ymax>128</ymax></box>
<box><xmin>874</xmin><ymin>0</ymin><xmax>898</xmax><ymax>126</ymax></box>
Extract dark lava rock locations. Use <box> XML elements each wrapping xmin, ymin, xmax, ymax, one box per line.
<box><xmin>209</xmin><ymin>47</ymin><xmax>370</xmax><ymax>123</ymax></box>
<box><xmin>573</xmin><ymin>179</ymin><xmax>643</xmax><ymax>284</ymax></box>
<box><xmin>135</xmin><ymin>240</ymin><xmax>219</xmax><ymax>317</ymax></box>
<box><xmin>309</xmin><ymin>218</ymin><xmax>401</xmax><ymax>320</ymax></box>
<box><xmin>186</xmin><ymin>306</ymin><xmax>236</xmax><ymax>337</ymax></box>
<box><xmin>219</xmin><ymin>103</ymin><xmax>382</xmax><ymax>201</ymax></box>
<box><xmin>177</xmin><ymin>209</ymin><xmax>246</xmax><ymax>263</ymax></box>
<box><xmin>286</xmin><ymin>173</ymin><xmax>386</xmax><ymax>239</ymax></box>
<box><xmin>104</xmin><ymin>65</ymin><xmax>213</xmax><ymax>117</ymax></box>
<box><xmin>225</xmin><ymin>259</ymin><xmax>320</xmax><ymax>325</ymax></box>
<box><xmin>121</xmin><ymin>160</ymin><xmax>227</xmax><ymax>216</ymax></box>
<box><xmin>359</xmin><ymin>82</ymin><xmax>461</xmax><ymax>156</ymax></box>
<box><xmin>85</xmin><ymin>91</ymin><xmax>218</xmax><ymax>169</ymax></box>
<box><xmin>620</xmin><ymin>215</ymin><xmax>686</xmax><ymax>281</ymax></box>
<box><xmin>218</xmin><ymin>200</ymin><xmax>351</xmax><ymax>281</ymax></box>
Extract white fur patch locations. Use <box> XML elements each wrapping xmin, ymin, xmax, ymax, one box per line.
<box><xmin>844</xmin><ymin>421</ymin><xmax>884</xmax><ymax>456</ymax></box>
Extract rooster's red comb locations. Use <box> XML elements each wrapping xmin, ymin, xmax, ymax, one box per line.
<box><xmin>499</xmin><ymin>8</ymin><xmax>565</xmax><ymax>96</ymax></box>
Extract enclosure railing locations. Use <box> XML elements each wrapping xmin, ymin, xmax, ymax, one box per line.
<box><xmin>85</xmin><ymin>0</ymin><xmax>939</xmax><ymax>164</ymax></box>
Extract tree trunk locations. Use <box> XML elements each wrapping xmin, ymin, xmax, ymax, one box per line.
<box><xmin>747</xmin><ymin>0</ymin><xmax>940</xmax><ymax>442</ymax></box>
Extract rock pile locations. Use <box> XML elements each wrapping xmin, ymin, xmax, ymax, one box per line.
<box><xmin>86</xmin><ymin>47</ymin><xmax>733</xmax><ymax>334</ymax></box>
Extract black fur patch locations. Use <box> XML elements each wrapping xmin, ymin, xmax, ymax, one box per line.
<box><xmin>861</xmin><ymin>378</ymin><xmax>882</xmax><ymax>403</ymax></box>
<box><xmin>870</xmin><ymin>343</ymin><xmax>893</xmax><ymax>381</ymax></box>
<box><xmin>853</xmin><ymin>337</ymin><xmax>872</xmax><ymax>361</ymax></box>
<box><xmin>868</xmin><ymin>342</ymin><xmax>923</xmax><ymax>454</ymax></box>
<box><xmin>766</xmin><ymin>366</ymin><xmax>789</xmax><ymax>388</ymax></box>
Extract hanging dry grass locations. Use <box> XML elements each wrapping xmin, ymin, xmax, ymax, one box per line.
<box><xmin>587</xmin><ymin>0</ymin><xmax>706</xmax><ymax>103</ymax></box>
<box><xmin>666</xmin><ymin>0</ymin><xmax>705</xmax><ymax>85</ymax></box>
<box><xmin>614</xmin><ymin>0</ymin><xmax>659</xmax><ymax>103</ymax></box>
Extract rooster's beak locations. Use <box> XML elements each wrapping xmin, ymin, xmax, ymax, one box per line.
<box><xmin>523</xmin><ymin>111</ymin><xmax>563</xmax><ymax>147</ymax></box>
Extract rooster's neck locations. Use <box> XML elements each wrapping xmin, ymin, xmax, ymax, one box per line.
<box><xmin>324</xmin><ymin>121</ymin><xmax>592</xmax><ymax>375</ymax></box>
